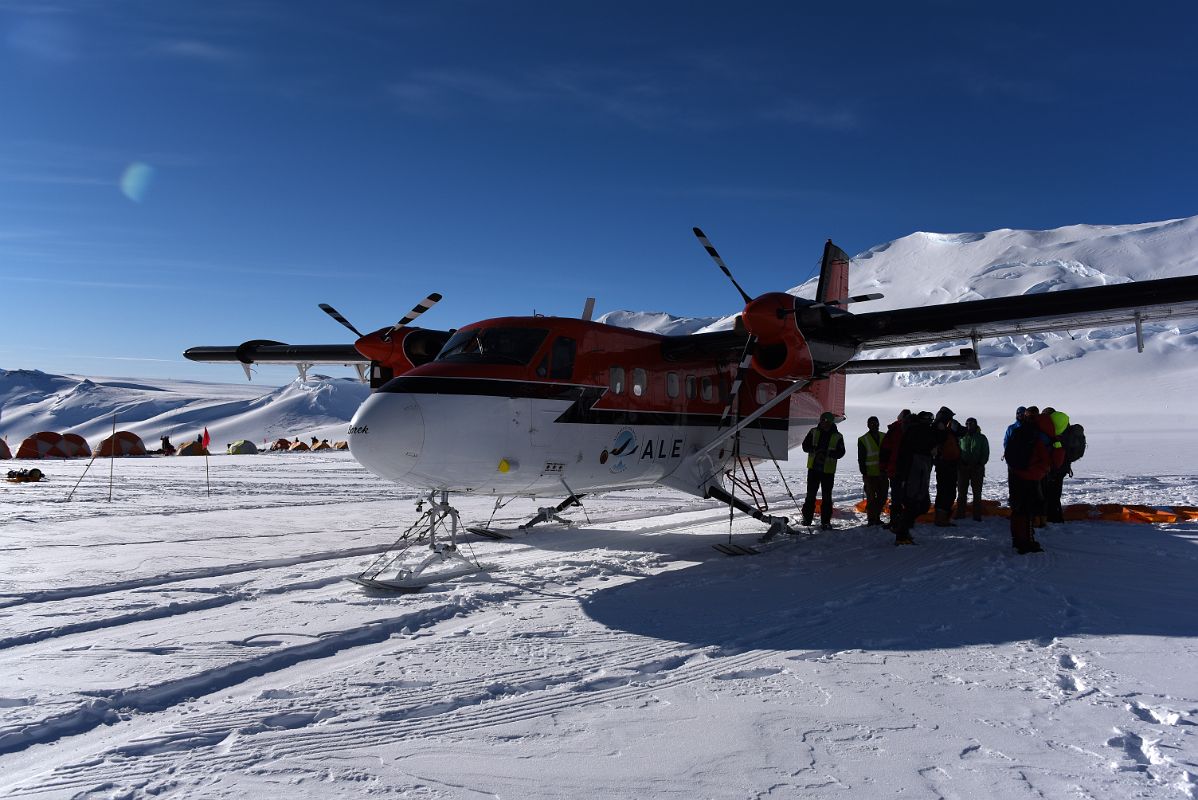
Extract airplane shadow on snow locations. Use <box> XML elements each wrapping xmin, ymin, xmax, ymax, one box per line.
<box><xmin>572</xmin><ymin>521</ymin><xmax>1198</xmax><ymax>653</ymax></box>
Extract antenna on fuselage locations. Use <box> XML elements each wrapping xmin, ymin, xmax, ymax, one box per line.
<box><xmin>581</xmin><ymin>297</ymin><xmax>596</xmax><ymax>321</ymax></box>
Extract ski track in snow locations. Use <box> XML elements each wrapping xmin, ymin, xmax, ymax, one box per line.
<box><xmin>1</xmin><ymin>459</ymin><xmax>1197</xmax><ymax>798</ymax></box>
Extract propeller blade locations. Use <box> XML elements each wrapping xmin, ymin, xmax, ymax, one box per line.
<box><xmin>694</xmin><ymin>227</ymin><xmax>753</xmax><ymax>305</ymax></box>
<box><xmin>718</xmin><ymin>336</ymin><xmax>757</xmax><ymax>430</ymax></box>
<box><xmin>391</xmin><ymin>292</ymin><xmax>443</xmax><ymax>331</ymax></box>
<box><xmin>319</xmin><ymin>303</ymin><xmax>364</xmax><ymax>338</ymax></box>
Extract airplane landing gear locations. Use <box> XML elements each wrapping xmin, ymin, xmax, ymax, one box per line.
<box><xmin>352</xmin><ymin>490</ymin><xmax>488</xmax><ymax>592</ymax></box>
<box><xmin>520</xmin><ymin>493</ymin><xmax>586</xmax><ymax>529</ymax></box>
<box><xmin>706</xmin><ymin>484</ymin><xmax>800</xmax><ymax>555</ymax></box>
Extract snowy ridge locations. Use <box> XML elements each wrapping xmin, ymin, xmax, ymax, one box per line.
<box><xmin>0</xmin><ymin>369</ymin><xmax>368</xmax><ymax>447</ymax></box>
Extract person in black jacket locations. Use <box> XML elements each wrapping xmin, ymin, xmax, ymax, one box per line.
<box><xmin>893</xmin><ymin>411</ymin><xmax>937</xmax><ymax>544</ymax></box>
<box><xmin>800</xmin><ymin>412</ymin><xmax>846</xmax><ymax>530</ymax></box>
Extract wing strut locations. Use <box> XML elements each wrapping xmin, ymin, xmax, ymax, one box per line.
<box><xmin>695</xmin><ymin>377</ymin><xmax>810</xmax><ymax>461</ymax></box>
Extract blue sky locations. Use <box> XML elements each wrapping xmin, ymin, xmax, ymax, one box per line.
<box><xmin>1</xmin><ymin>1</ymin><xmax>1195</xmax><ymax>383</ymax></box>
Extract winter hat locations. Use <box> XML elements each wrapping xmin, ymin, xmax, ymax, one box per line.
<box><xmin>819</xmin><ymin>412</ymin><xmax>836</xmax><ymax>423</ymax></box>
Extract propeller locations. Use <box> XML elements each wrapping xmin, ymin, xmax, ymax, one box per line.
<box><xmin>319</xmin><ymin>303</ymin><xmax>365</xmax><ymax>337</ymax></box>
<box><xmin>384</xmin><ymin>292</ymin><xmax>443</xmax><ymax>340</ymax></box>
<box><xmin>319</xmin><ymin>293</ymin><xmax>444</xmax><ymax>342</ymax></box>
<box><xmin>693</xmin><ymin>227</ymin><xmax>758</xmax><ymax>430</ymax></box>
<box><xmin>693</xmin><ymin>227</ymin><xmax>752</xmax><ymax>305</ymax></box>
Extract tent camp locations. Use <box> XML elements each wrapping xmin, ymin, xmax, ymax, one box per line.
<box><xmin>333</xmin><ymin>441</ymin><xmax>349</xmax><ymax>450</ymax></box>
<box><xmin>96</xmin><ymin>431</ymin><xmax>147</xmax><ymax>457</ymax></box>
<box><xmin>288</xmin><ymin>441</ymin><xmax>310</xmax><ymax>452</ymax></box>
<box><xmin>269</xmin><ymin>438</ymin><xmax>291</xmax><ymax>452</ymax></box>
<box><xmin>175</xmin><ymin>440</ymin><xmax>208</xmax><ymax>456</ymax></box>
<box><xmin>16</xmin><ymin>432</ymin><xmax>65</xmax><ymax>459</ymax></box>
<box><xmin>227</xmin><ymin>440</ymin><xmax>258</xmax><ymax>455</ymax></box>
<box><xmin>0</xmin><ymin>439</ymin><xmax>11</xmax><ymax>459</ymax></box>
<box><xmin>58</xmin><ymin>433</ymin><xmax>91</xmax><ymax>459</ymax></box>
<box><xmin>312</xmin><ymin>440</ymin><xmax>332</xmax><ymax>451</ymax></box>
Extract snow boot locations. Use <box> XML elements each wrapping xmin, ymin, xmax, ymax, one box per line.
<box><xmin>933</xmin><ymin>509</ymin><xmax>956</xmax><ymax>528</ymax></box>
<box><xmin>1010</xmin><ymin>514</ymin><xmax>1041</xmax><ymax>554</ymax></box>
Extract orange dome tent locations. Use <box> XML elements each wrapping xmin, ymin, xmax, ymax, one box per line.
<box><xmin>56</xmin><ymin>434</ymin><xmax>91</xmax><ymax>459</ymax></box>
<box><xmin>288</xmin><ymin>441</ymin><xmax>310</xmax><ymax>452</ymax></box>
<box><xmin>96</xmin><ymin>431</ymin><xmax>147</xmax><ymax>457</ymax></box>
<box><xmin>269</xmin><ymin>438</ymin><xmax>291</xmax><ymax>451</ymax></box>
<box><xmin>16</xmin><ymin>432</ymin><xmax>65</xmax><ymax>459</ymax></box>
<box><xmin>332</xmin><ymin>441</ymin><xmax>349</xmax><ymax>450</ymax></box>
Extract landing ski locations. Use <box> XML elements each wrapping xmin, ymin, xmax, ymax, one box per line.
<box><xmin>467</xmin><ymin>526</ymin><xmax>512</xmax><ymax>540</ymax></box>
<box><xmin>712</xmin><ymin>542</ymin><xmax>759</xmax><ymax>556</ymax></box>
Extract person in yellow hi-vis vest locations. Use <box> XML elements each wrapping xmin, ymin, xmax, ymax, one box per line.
<box><xmin>801</xmin><ymin>412</ymin><xmax>846</xmax><ymax>530</ymax></box>
<box><xmin>858</xmin><ymin>416</ymin><xmax>888</xmax><ymax>527</ymax></box>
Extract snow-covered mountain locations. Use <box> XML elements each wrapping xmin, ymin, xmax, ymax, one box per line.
<box><xmin>601</xmin><ymin>215</ymin><xmax>1198</xmax><ymax>356</ymax></box>
<box><xmin>0</xmin><ymin>369</ymin><xmax>369</xmax><ymax>449</ymax></box>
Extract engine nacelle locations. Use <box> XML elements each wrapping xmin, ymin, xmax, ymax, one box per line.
<box><xmin>741</xmin><ymin>292</ymin><xmax>815</xmax><ymax>380</ymax></box>
<box><xmin>354</xmin><ymin>327</ymin><xmax>453</xmax><ymax>387</ymax></box>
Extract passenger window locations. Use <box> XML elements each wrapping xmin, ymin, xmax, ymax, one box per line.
<box><xmin>685</xmin><ymin>376</ymin><xmax>696</xmax><ymax>399</ymax></box>
<box><xmin>755</xmin><ymin>382</ymin><xmax>777</xmax><ymax>405</ymax></box>
<box><xmin>550</xmin><ymin>337</ymin><xmax>576</xmax><ymax>380</ymax></box>
<box><xmin>632</xmin><ymin>368</ymin><xmax>647</xmax><ymax>397</ymax></box>
<box><xmin>666</xmin><ymin>372</ymin><xmax>679</xmax><ymax>398</ymax></box>
<box><xmin>700</xmin><ymin>376</ymin><xmax>713</xmax><ymax>402</ymax></box>
<box><xmin>610</xmin><ymin>366</ymin><xmax>625</xmax><ymax>394</ymax></box>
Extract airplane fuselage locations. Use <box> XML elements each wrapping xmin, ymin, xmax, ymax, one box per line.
<box><xmin>347</xmin><ymin>316</ymin><xmax>841</xmax><ymax>498</ymax></box>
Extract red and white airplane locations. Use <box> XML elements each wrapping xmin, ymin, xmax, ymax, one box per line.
<box><xmin>187</xmin><ymin>229</ymin><xmax>1198</xmax><ymax>587</ymax></box>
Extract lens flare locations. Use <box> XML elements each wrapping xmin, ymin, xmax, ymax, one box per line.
<box><xmin>120</xmin><ymin>162</ymin><xmax>155</xmax><ymax>203</ymax></box>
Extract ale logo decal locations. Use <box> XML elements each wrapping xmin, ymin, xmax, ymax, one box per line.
<box><xmin>603</xmin><ymin>428</ymin><xmax>639</xmax><ymax>473</ymax></box>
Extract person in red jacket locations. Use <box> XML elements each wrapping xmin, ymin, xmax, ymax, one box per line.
<box><xmin>878</xmin><ymin>409</ymin><xmax>910</xmax><ymax>529</ymax></box>
<box><xmin>1004</xmin><ymin>414</ymin><xmax>1051</xmax><ymax>554</ymax></box>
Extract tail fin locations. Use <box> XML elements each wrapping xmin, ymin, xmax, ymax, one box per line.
<box><xmin>815</xmin><ymin>240</ymin><xmax>851</xmax><ymax>306</ymax></box>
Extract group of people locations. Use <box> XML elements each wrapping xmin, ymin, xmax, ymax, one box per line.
<box><xmin>798</xmin><ymin>405</ymin><xmax>1083</xmax><ymax>554</ymax></box>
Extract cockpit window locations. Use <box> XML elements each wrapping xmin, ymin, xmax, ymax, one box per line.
<box><xmin>436</xmin><ymin>327</ymin><xmax>549</xmax><ymax>365</ymax></box>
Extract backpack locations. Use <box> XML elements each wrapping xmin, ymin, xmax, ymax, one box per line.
<box><xmin>1062</xmin><ymin>423</ymin><xmax>1086</xmax><ymax>462</ymax></box>
<box><xmin>1005</xmin><ymin>425</ymin><xmax>1037</xmax><ymax>471</ymax></box>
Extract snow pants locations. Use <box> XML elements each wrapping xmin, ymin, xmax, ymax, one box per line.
<box><xmin>1045</xmin><ymin>467</ymin><xmax>1066</xmax><ymax>523</ymax></box>
<box><xmin>934</xmin><ymin>462</ymin><xmax>958</xmax><ymax>513</ymax></box>
<box><xmin>802</xmin><ymin>470</ymin><xmax>835</xmax><ymax>525</ymax></box>
<box><xmin>899</xmin><ymin>455</ymin><xmax>932</xmax><ymax>533</ymax></box>
<box><xmin>862</xmin><ymin>474</ymin><xmax>888</xmax><ymax>524</ymax></box>
<box><xmin>956</xmin><ymin>464</ymin><xmax>985</xmax><ymax>518</ymax></box>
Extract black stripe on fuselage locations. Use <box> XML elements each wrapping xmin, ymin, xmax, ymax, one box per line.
<box><xmin>376</xmin><ymin>375</ymin><xmax>788</xmax><ymax>431</ymax></box>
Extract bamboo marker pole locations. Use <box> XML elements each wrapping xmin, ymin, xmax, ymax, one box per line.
<box><xmin>107</xmin><ymin>412</ymin><xmax>116</xmax><ymax>502</ymax></box>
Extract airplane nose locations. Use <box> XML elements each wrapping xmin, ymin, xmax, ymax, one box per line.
<box><xmin>347</xmin><ymin>391</ymin><xmax>424</xmax><ymax>482</ymax></box>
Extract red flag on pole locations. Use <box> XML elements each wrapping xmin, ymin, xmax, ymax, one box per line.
<box><xmin>202</xmin><ymin>427</ymin><xmax>211</xmax><ymax>450</ymax></box>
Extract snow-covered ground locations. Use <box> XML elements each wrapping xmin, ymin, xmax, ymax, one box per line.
<box><xmin>1</xmin><ymin>451</ymin><xmax>1196</xmax><ymax>799</ymax></box>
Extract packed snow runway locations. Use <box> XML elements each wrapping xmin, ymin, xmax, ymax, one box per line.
<box><xmin>1</xmin><ymin>452</ymin><xmax>1197</xmax><ymax>799</ymax></box>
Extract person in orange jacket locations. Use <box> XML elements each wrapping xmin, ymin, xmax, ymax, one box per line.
<box><xmin>1004</xmin><ymin>413</ymin><xmax>1052</xmax><ymax>554</ymax></box>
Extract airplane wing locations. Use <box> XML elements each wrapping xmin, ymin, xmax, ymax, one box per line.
<box><xmin>834</xmin><ymin>275</ymin><xmax>1198</xmax><ymax>350</ymax></box>
<box><xmin>184</xmin><ymin>342</ymin><xmax>368</xmax><ymax>365</ymax></box>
